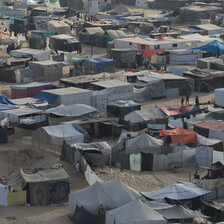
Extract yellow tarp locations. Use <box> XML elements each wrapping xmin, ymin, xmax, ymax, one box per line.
<box><xmin>7</xmin><ymin>191</ymin><xmax>27</xmax><ymax>206</ymax></box>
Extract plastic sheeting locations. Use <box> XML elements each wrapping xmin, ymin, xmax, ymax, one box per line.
<box><xmin>0</xmin><ymin>183</ymin><xmax>8</xmax><ymax>206</ymax></box>
<box><xmin>46</xmin><ymin>104</ymin><xmax>97</xmax><ymax>117</ymax></box>
<box><xmin>160</xmin><ymin>128</ymin><xmax>197</xmax><ymax>144</ymax></box>
<box><xmin>69</xmin><ymin>180</ymin><xmax>140</xmax><ymax>215</ymax></box>
<box><xmin>196</xmin><ymin>146</ymin><xmax>213</xmax><ymax>167</ymax></box>
<box><xmin>197</xmin><ymin>134</ymin><xmax>222</xmax><ymax>146</ymax></box>
<box><xmin>130</xmin><ymin>154</ymin><xmax>141</xmax><ymax>171</ymax></box>
<box><xmin>105</xmin><ymin>199</ymin><xmax>167</xmax><ymax>224</ymax></box>
<box><xmin>141</xmin><ymin>182</ymin><xmax>210</xmax><ymax>200</ymax></box>
<box><xmin>215</xmin><ymin>88</ymin><xmax>224</xmax><ymax>107</ymax></box>
<box><xmin>42</xmin><ymin>124</ymin><xmax>84</xmax><ymax>145</ymax></box>
<box><xmin>192</xmin><ymin>40</ymin><xmax>224</xmax><ymax>54</ymax></box>
<box><xmin>126</xmin><ymin>133</ymin><xmax>163</xmax><ymax>154</ymax></box>
<box><xmin>0</xmin><ymin>96</ymin><xmax>16</xmax><ymax>105</ymax></box>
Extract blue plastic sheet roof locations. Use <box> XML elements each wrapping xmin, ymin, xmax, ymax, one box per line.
<box><xmin>0</xmin><ymin>96</ymin><xmax>16</xmax><ymax>105</ymax></box>
<box><xmin>85</xmin><ymin>57</ymin><xmax>115</xmax><ymax>72</ymax></box>
<box><xmin>192</xmin><ymin>40</ymin><xmax>224</xmax><ymax>54</ymax></box>
<box><xmin>33</xmin><ymin>92</ymin><xmax>57</xmax><ymax>101</ymax></box>
<box><xmin>0</xmin><ymin>104</ymin><xmax>18</xmax><ymax>111</ymax></box>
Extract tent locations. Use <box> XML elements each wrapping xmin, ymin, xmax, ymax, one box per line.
<box><xmin>69</xmin><ymin>180</ymin><xmax>140</xmax><ymax>216</ymax></box>
<box><xmin>160</xmin><ymin>106</ymin><xmax>190</xmax><ymax>116</ymax></box>
<box><xmin>141</xmin><ymin>182</ymin><xmax>210</xmax><ymax>200</ymax></box>
<box><xmin>160</xmin><ymin>128</ymin><xmax>197</xmax><ymax>144</ymax></box>
<box><xmin>46</xmin><ymin>104</ymin><xmax>97</xmax><ymax>117</ymax></box>
<box><xmin>0</xmin><ymin>96</ymin><xmax>16</xmax><ymax>105</ymax></box>
<box><xmin>125</xmin><ymin>133</ymin><xmax>163</xmax><ymax>154</ymax></box>
<box><xmin>105</xmin><ymin>199</ymin><xmax>167</xmax><ymax>224</ymax></box>
<box><xmin>192</xmin><ymin>40</ymin><xmax>224</xmax><ymax>54</ymax></box>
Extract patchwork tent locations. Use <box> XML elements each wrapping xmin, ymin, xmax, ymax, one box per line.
<box><xmin>105</xmin><ymin>199</ymin><xmax>167</xmax><ymax>224</ymax></box>
<box><xmin>125</xmin><ymin>133</ymin><xmax>163</xmax><ymax>154</ymax></box>
<box><xmin>192</xmin><ymin>40</ymin><xmax>224</xmax><ymax>54</ymax></box>
<box><xmin>69</xmin><ymin>180</ymin><xmax>140</xmax><ymax>216</ymax></box>
<box><xmin>160</xmin><ymin>128</ymin><xmax>197</xmax><ymax>144</ymax></box>
<box><xmin>141</xmin><ymin>182</ymin><xmax>210</xmax><ymax>200</ymax></box>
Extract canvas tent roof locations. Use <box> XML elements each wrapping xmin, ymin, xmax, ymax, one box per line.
<box><xmin>106</xmin><ymin>199</ymin><xmax>167</xmax><ymax>224</ymax></box>
<box><xmin>46</xmin><ymin>104</ymin><xmax>97</xmax><ymax>117</ymax></box>
<box><xmin>160</xmin><ymin>128</ymin><xmax>197</xmax><ymax>144</ymax></box>
<box><xmin>41</xmin><ymin>124</ymin><xmax>84</xmax><ymax>144</ymax></box>
<box><xmin>0</xmin><ymin>104</ymin><xmax>18</xmax><ymax>111</ymax></box>
<box><xmin>192</xmin><ymin>40</ymin><xmax>224</xmax><ymax>53</ymax></box>
<box><xmin>69</xmin><ymin>180</ymin><xmax>140</xmax><ymax>215</ymax></box>
<box><xmin>124</xmin><ymin>108</ymin><xmax>166</xmax><ymax>123</ymax></box>
<box><xmin>10</xmin><ymin>82</ymin><xmax>52</xmax><ymax>90</ymax></box>
<box><xmin>194</xmin><ymin>120</ymin><xmax>224</xmax><ymax>132</ymax></box>
<box><xmin>125</xmin><ymin>133</ymin><xmax>163</xmax><ymax>154</ymax></box>
<box><xmin>106</xmin><ymin>30</ymin><xmax>127</xmax><ymax>39</ymax></box>
<box><xmin>141</xmin><ymin>182</ymin><xmax>210</xmax><ymax>200</ymax></box>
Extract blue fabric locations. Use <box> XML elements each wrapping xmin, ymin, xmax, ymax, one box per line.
<box><xmin>0</xmin><ymin>104</ymin><xmax>18</xmax><ymax>111</ymax></box>
<box><xmin>85</xmin><ymin>57</ymin><xmax>115</xmax><ymax>72</ymax></box>
<box><xmin>0</xmin><ymin>96</ymin><xmax>16</xmax><ymax>105</ymax></box>
<box><xmin>33</xmin><ymin>92</ymin><xmax>57</xmax><ymax>101</ymax></box>
<box><xmin>192</xmin><ymin>40</ymin><xmax>224</xmax><ymax>53</ymax></box>
<box><xmin>116</xmin><ymin>15</ymin><xmax>127</xmax><ymax>20</ymax></box>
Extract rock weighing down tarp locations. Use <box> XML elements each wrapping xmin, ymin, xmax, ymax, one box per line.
<box><xmin>105</xmin><ymin>199</ymin><xmax>167</xmax><ymax>224</ymax></box>
<box><xmin>141</xmin><ymin>182</ymin><xmax>210</xmax><ymax>200</ymax></box>
<box><xmin>69</xmin><ymin>180</ymin><xmax>140</xmax><ymax>216</ymax></box>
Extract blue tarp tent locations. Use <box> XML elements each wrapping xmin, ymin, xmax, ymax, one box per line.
<box><xmin>192</xmin><ymin>40</ymin><xmax>224</xmax><ymax>54</ymax></box>
<box><xmin>0</xmin><ymin>96</ymin><xmax>16</xmax><ymax>105</ymax></box>
<box><xmin>0</xmin><ymin>104</ymin><xmax>18</xmax><ymax>111</ymax></box>
<box><xmin>33</xmin><ymin>92</ymin><xmax>57</xmax><ymax>101</ymax></box>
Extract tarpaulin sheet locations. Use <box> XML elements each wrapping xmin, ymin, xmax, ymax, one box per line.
<box><xmin>130</xmin><ymin>154</ymin><xmax>141</xmax><ymax>171</ymax></box>
<box><xmin>197</xmin><ymin>134</ymin><xmax>221</xmax><ymax>146</ymax></box>
<box><xmin>160</xmin><ymin>128</ymin><xmax>197</xmax><ymax>144</ymax></box>
<box><xmin>192</xmin><ymin>40</ymin><xmax>224</xmax><ymax>54</ymax></box>
<box><xmin>160</xmin><ymin>106</ymin><xmax>189</xmax><ymax>116</ymax></box>
<box><xmin>0</xmin><ymin>184</ymin><xmax>8</xmax><ymax>206</ymax></box>
<box><xmin>7</xmin><ymin>191</ymin><xmax>26</xmax><ymax>206</ymax></box>
<box><xmin>0</xmin><ymin>96</ymin><xmax>16</xmax><ymax>105</ymax></box>
<box><xmin>33</xmin><ymin>91</ymin><xmax>57</xmax><ymax>101</ymax></box>
<box><xmin>195</xmin><ymin>120</ymin><xmax>224</xmax><ymax>132</ymax></box>
<box><xmin>85</xmin><ymin>57</ymin><xmax>115</xmax><ymax>72</ymax></box>
<box><xmin>0</xmin><ymin>104</ymin><xmax>18</xmax><ymax>111</ymax></box>
<box><xmin>196</xmin><ymin>146</ymin><xmax>213</xmax><ymax>167</ymax></box>
<box><xmin>141</xmin><ymin>182</ymin><xmax>210</xmax><ymax>200</ymax></box>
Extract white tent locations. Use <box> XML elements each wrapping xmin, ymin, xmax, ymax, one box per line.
<box><xmin>141</xmin><ymin>182</ymin><xmax>210</xmax><ymax>200</ymax></box>
<box><xmin>125</xmin><ymin>133</ymin><xmax>163</xmax><ymax>154</ymax></box>
<box><xmin>105</xmin><ymin>199</ymin><xmax>167</xmax><ymax>224</ymax></box>
<box><xmin>69</xmin><ymin>180</ymin><xmax>140</xmax><ymax>216</ymax></box>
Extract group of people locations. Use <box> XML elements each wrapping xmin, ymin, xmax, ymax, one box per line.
<box><xmin>181</xmin><ymin>94</ymin><xmax>200</xmax><ymax>107</ymax></box>
<box><xmin>76</xmin><ymin>12</ymin><xmax>97</xmax><ymax>22</ymax></box>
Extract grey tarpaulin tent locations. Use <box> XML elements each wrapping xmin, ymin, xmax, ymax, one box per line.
<box><xmin>141</xmin><ymin>182</ymin><xmax>210</xmax><ymax>200</ymax></box>
<box><xmin>69</xmin><ymin>180</ymin><xmax>140</xmax><ymax>216</ymax></box>
<box><xmin>105</xmin><ymin>199</ymin><xmax>167</xmax><ymax>224</ymax></box>
<box><xmin>125</xmin><ymin>133</ymin><xmax>163</xmax><ymax>154</ymax></box>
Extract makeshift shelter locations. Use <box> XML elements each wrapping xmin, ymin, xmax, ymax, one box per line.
<box><xmin>124</xmin><ymin>107</ymin><xmax>167</xmax><ymax>131</ymax></box>
<box><xmin>70</xmin><ymin>142</ymin><xmax>111</xmax><ymax>168</ymax></box>
<box><xmin>192</xmin><ymin>40</ymin><xmax>224</xmax><ymax>54</ymax></box>
<box><xmin>194</xmin><ymin>120</ymin><xmax>224</xmax><ymax>140</ymax></box>
<box><xmin>108</xmin><ymin>48</ymin><xmax>137</xmax><ymax>68</ymax></box>
<box><xmin>215</xmin><ymin>88</ymin><xmax>224</xmax><ymax>107</ymax></box>
<box><xmin>160</xmin><ymin>128</ymin><xmax>197</xmax><ymax>144</ymax></box>
<box><xmin>35</xmin><ymin>87</ymin><xmax>93</xmax><ymax>106</ymax></box>
<box><xmin>107</xmin><ymin>100</ymin><xmax>141</xmax><ymax>121</ymax></box>
<box><xmin>84</xmin><ymin>57</ymin><xmax>115</xmax><ymax>74</ymax></box>
<box><xmin>28</xmin><ymin>60</ymin><xmax>63</xmax><ymax>82</ymax></box>
<box><xmin>28</xmin><ymin>30</ymin><xmax>48</xmax><ymax>49</ymax></box>
<box><xmin>69</xmin><ymin>180</ymin><xmax>140</xmax><ymax>221</ymax></box>
<box><xmin>105</xmin><ymin>199</ymin><xmax>167</xmax><ymax>224</ymax></box>
<box><xmin>160</xmin><ymin>106</ymin><xmax>190</xmax><ymax>117</ymax></box>
<box><xmin>46</xmin><ymin>104</ymin><xmax>97</xmax><ymax>125</ymax></box>
<box><xmin>141</xmin><ymin>182</ymin><xmax>210</xmax><ymax>201</ymax></box>
<box><xmin>10</xmin><ymin>82</ymin><xmax>52</xmax><ymax>99</ymax></box>
<box><xmin>125</xmin><ymin>133</ymin><xmax>163</xmax><ymax>154</ymax></box>
<box><xmin>49</xmin><ymin>35</ymin><xmax>82</xmax><ymax>53</ymax></box>
<box><xmin>9</xmin><ymin>167</ymin><xmax>70</xmax><ymax>206</ymax></box>
<box><xmin>0</xmin><ymin>96</ymin><xmax>16</xmax><ymax>105</ymax></box>
<box><xmin>10</xmin><ymin>48</ymin><xmax>50</xmax><ymax>61</ymax></box>
<box><xmin>36</xmin><ymin>20</ymin><xmax>71</xmax><ymax>35</ymax></box>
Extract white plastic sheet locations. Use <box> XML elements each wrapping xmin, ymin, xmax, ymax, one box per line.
<box><xmin>0</xmin><ymin>184</ymin><xmax>8</xmax><ymax>206</ymax></box>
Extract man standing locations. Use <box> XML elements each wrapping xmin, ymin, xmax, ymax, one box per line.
<box><xmin>186</xmin><ymin>92</ymin><xmax>190</xmax><ymax>106</ymax></box>
<box><xmin>195</xmin><ymin>95</ymin><xmax>199</xmax><ymax>106</ymax></box>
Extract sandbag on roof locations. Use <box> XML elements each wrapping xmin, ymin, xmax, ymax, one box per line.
<box><xmin>141</xmin><ymin>182</ymin><xmax>210</xmax><ymax>200</ymax></box>
<box><xmin>69</xmin><ymin>180</ymin><xmax>140</xmax><ymax>216</ymax></box>
<box><xmin>125</xmin><ymin>133</ymin><xmax>163</xmax><ymax>154</ymax></box>
<box><xmin>46</xmin><ymin>104</ymin><xmax>97</xmax><ymax>117</ymax></box>
<box><xmin>106</xmin><ymin>199</ymin><xmax>167</xmax><ymax>224</ymax></box>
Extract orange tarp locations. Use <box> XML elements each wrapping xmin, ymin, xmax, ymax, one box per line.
<box><xmin>160</xmin><ymin>106</ymin><xmax>190</xmax><ymax>116</ymax></box>
<box><xmin>160</xmin><ymin>128</ymin><xmax>197</xmax><ymax>144</ymax></box>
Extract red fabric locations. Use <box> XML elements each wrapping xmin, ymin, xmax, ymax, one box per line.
<box><xmin>160</xmin><ymin>128</ymin><xmax>197</xmax><ymax>144</ymax></box>
<box><xmin>160</xmin><ymin>106</ymin><xmax>190</xmax><ymax>116</ymax></box>
<box><xmin>195</xmin><ymin>120</ymin><xmax>224</xmax><ymax>132</ymax></box>
<box><xmin>125</xmin><ymin>69</ymin><xmax>139</xmax><ymax>73</ymax></box>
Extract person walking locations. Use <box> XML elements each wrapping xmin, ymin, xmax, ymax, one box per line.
<box><xmin>186</xmin><ymin>92</ymin><xmax>189</xmax><ymax>106</ymax></box>
<box><xmin>181</xmin><ymin>97</ymin><xmax>184</xmax><ymax>107</ymax></box>
<box><xmin>195</xmin><ymin>95</ymin><xmax>199</xmax><ymax>106</ymax></box>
